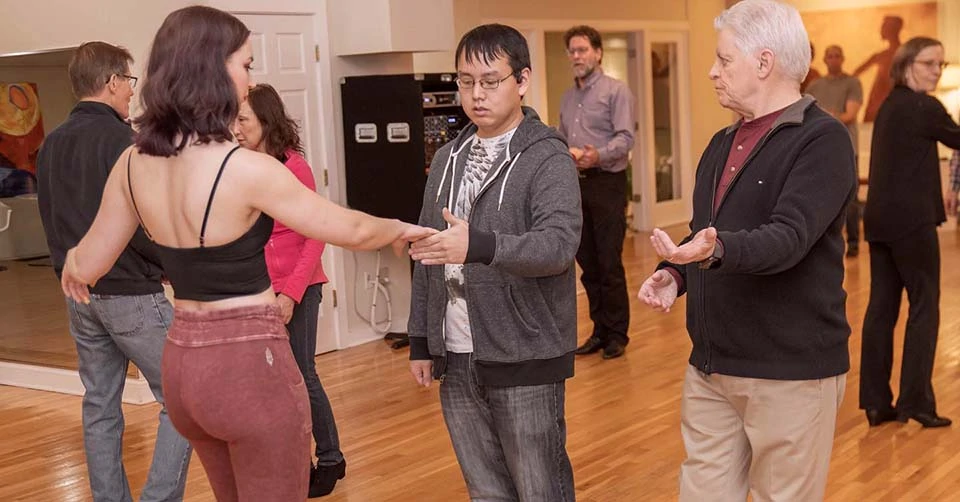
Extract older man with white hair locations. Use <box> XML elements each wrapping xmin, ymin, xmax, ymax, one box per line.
<box><xmin>637</xmin><ymin>0</ymin><xmax>857</xmax><ymax>500</ymax></box>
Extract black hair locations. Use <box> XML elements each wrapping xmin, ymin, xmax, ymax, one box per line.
<box><xmin>454</xmin><ymin>24</ymin><xmax>530</xmax><ymax>81</ymax></box>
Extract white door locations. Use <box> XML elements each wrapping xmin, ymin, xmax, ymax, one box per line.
<box><xmin>236</xmin><ymin>14</ymin><xmax>340</xmax><ymax>355</ymax></box>
<box><xmin>628</xmin><ymin>31</ymin><xmax>694</xmax><ymax>231</ymax></box>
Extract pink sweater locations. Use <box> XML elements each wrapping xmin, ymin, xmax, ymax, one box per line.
<box><xmin>265</xmin><ymin>150</ymin><xmax>328</xmax><ymax>302</ymax></box>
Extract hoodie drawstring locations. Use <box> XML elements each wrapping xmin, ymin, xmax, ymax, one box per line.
<box><xmin>497</xmin><ymin>151</ymin><xmax>523</xmax><ymax>210</ymax></box>
<box><xmin>435</xmin><ymin>137</ymin><xmax>474</xmax><ymax>204</ymax></box>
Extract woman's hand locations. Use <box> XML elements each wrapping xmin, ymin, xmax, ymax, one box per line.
<box><xmin>61</xmin><ymin>247</ymin><xmax>92</xmax><ymax>305</ymax></box>
<box><xmin>276</xmin><ymin>293</ymin><xmax>295</xmax><ymax>324</ymax></box>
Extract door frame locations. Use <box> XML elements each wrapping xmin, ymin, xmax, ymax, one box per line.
<box><xmin>218</xmin><ymin>1</ymin><xmax>346</xmax><ymax>353</ymax></box>
<box><xmin>636</xmin><ymin>30</ymin><xmax>694</xmax><ymax>230</ymax></box>
<box><xmin>484</xmin><ymin>18</ymin><xmax>693</xmax><ymax>231</ymax></box>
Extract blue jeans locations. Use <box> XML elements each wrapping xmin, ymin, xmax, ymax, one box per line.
<box><xmin>440</xmin><ymin>352</ymin><xmax>575</xmax><ymax>502</ymax></box>
<box><xmin>67</xmin><ymin>293</ymin><xmax>192</xmax><ymax>502</ymax></box>
<box><xmin>285</xmin><ymin>283</ymin><xmax>343</xmax><ymax>465</ymax></box>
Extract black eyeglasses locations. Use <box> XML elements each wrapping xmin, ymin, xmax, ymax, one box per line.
<box><xmin>110</xmin><ymin>74</ymin><xmax>138</xmax><ymax>89</ymax></box>
<box><xmin>456</xmin><ymin>73</ymin><xmax>516</xmax><ymax>90</ymax></box>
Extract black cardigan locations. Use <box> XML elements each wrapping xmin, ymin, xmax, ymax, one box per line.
<box><xmin>37</xmin><ymin>102</ymin><xmax>164</xmax><ymax>295</ymax></box>
<box><xmin>660</xmin><ymin>96</ymin><xmax>856</xmax><ymax>380</ymax></box>
<box><xmin>864</xmin><ymin>85</ymin><xmax>960</xmax><ymax>242</ymax></box>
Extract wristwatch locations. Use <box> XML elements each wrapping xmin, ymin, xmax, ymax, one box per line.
<box><xmin>698</xmin><ymin>243</ymin><xmax>724</xmax><ymax>270</ymax></box>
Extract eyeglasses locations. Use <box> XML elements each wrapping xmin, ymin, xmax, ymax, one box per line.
<box><xmin>456</xmin><ymin>73</ymin><xmax>515</xmax><ymax>90</ymax></box>
<box><xmin>914</xmin><ymin>60</ymin><xmax>948</xmax><ymax>71</ymax></box>
<box><xmin>110</xmin><ymin>74</ymin><xmax>138</xmax><ymax>89</ymax></box>
<box><xmin>566</xmin><ymin>47</ymin><xmax>592</xmax><ymax>56</ymax></box>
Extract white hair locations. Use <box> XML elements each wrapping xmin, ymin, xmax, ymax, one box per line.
<box><xmin>714</xmin><ymin>0</ymin><xmax>811</xmax><ymax>84</ymax></box>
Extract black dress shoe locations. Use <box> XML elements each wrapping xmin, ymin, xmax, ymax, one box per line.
<box><xmin>309</xmin><ymin>459</ymin><xmax>346</xmax><ymax>498</ymax></box>
<box><xmin>865</xmin><ymin>408</ymin><xmax>897</xmax><ymax>426</ymax></box>
<box><xmin>602</xmin><ymin>341</ymin><xmax>625</xmax><ymax>359</ymax></box>
<box><xmin>898</xmin><ymin>412</ymin><xmax>952</xmax><ymax>428</ymax></box>
<box><xmin>575</xmin><ymin>336</ymin><xmax>606</xmax><ymax>355</ymax></box>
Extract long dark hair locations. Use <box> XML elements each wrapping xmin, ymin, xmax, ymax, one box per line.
<box><xmin>245</xmin><ymin>83</ymin><xmax>304</xmax><ymax>161</ymax></box>
<box><xmin>134</xmin><ymin>6</ymin><xmax>250</xmax><ymax>157</ymax></box>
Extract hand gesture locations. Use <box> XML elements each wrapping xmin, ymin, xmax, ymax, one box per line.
<box><xmin>638</xmin><ymin>269</ymin><xmax>678</xmax><ymax>313</ymax></box>
<box><xmin>409</xmin><ymin>360</ymin><xmax>433</xmax><ymax>387</ymax></box>
<box><xmin>276</xmin><ymin>293</ymin><xmax>295</xmax><ymax>325</ymax></box>
<box><xmin>576</xmin><ymin>144</ymin><xmax>600</xmax><ymax>170</ymax></box>
<box><xmin>391</xmin><ymin>223</ymin><xmax>437</xmax><ymax>257</ymax></box>
<box><xmin>651</xmin><ymin>227</ymin><xmax>717</xmax><ymax>265</ymax></box>
<box><xmin>408</xmin><ymin>208</ymin><xmax>469</xmax><ymax>265</ymax></box>
<box><xmin>61</xmin><ymin>247</ymin><xmax>92</xmax><ymax>305</ymax></box>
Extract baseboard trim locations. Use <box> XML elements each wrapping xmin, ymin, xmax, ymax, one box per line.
<box><xmin>0</xmin><ymin>360</ymin><xmax>156</xmax><ymax>404</ymax></box>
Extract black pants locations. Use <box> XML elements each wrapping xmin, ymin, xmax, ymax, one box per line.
<box><xmin>576</xmin><ymin>170</ymin><xmax>630</xmax><ymax>345</ymax></box>
<box><xmin>846</xmin><ymin>198</ymin><xmax>862</xmax><ymax>245</ymax></box>
<box><xmin>286</xmin><ymin>283</ymin><xmax>344</xmax><ymax>465</ymax></box>
<box><xmin>859</xmin><ymin>225</ymin><xmax>941</xmax><ymax>414</ymax></box>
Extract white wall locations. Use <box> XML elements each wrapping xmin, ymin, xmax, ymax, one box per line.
<box><xmin>786</xmin><ymin>0</ymin><xmax>933</xmax><ymax>11</ymax></box>
<box><xmin>0</xmin><ymin>1</ymin><xmax>192</xmax><ymax>84</ymax></box>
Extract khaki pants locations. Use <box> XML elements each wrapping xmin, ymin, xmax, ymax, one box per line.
<box><xmin>679</xmin><ymin>365</ymin><xmax>845</xmax><ymax>502</ymax></box>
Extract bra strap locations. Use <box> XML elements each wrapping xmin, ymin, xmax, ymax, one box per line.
<box><xmin>126</xmin><ymin>150</ymin><xmax>152</xmax><ymax>239</ymax></box>
<box><xmin>199</xmin><ymin>145</ymin><xmax>243</xmax><ymax>247</ymax></box>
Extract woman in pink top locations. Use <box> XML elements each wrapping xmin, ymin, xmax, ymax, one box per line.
<box><xmin>235</xmin><ymin>83</ymin><xmax>344</xmax><ymax>498</ymax></box>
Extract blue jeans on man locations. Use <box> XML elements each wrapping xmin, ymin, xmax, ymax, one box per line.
<box><xmin>66</xmin><ymin>292</ymin><xmax>192</xmax><ymax>502</ymax></box>
<box><xmin>440</xmin><ymin>352</ymin><xmax>575</xmax><ymax>502</ymax></box>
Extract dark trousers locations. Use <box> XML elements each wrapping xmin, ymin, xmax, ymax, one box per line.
<box><xmin>859</xmin><ymin>225</ymin><xmax>941</xmax><ymax>414</ymax></box>
<box><xmin>440</xmin><ymin>353</ymin><xmax>575</xmax><ymax>502</ymax></box>
<box><xmin>846</xmin><ymin>198</ymin><xmax>862</xmax><ymax>245</ymax></box>
<box><xmin>577</xmin><ymin>170</ymin><xmax>630</xmax><ymax>345</ymax></box>
<box><xmin>286</xmin><ymin>283</ymin><xmax>343</xmax><ymax>465</ymax></box>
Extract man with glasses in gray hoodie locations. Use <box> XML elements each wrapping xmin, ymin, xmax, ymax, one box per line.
<box><xmin>407</xmin><ymin>24</ymin><xmax>582</xmax><ymax>502</ymax></box>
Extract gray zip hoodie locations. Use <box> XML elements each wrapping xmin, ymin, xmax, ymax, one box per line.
<box><xmin>408</xmin><ymin>107</ymin><xmax>583</xmax><ymax>386</ymax></box>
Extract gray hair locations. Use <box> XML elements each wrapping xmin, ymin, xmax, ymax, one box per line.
<box><xmin>714</xmin><ymin>0</ymin><xmax>810</xmax><ymax>84</ymax></box>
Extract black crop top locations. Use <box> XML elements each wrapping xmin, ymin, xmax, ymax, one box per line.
<box><xmin>128</xmin><ymin>146</ymin><xmax>274</xmax><ymax>301</ymax></box>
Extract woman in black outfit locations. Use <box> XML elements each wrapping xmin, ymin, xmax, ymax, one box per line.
<box><xmin>861</xmin><ymin>36</ymin><xmax>960</xmax><ymax>428</ymax></box>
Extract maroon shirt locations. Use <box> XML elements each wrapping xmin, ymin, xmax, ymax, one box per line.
<box><xmin>663</xmin><ymin>107</ymin><xmax>785</xmax><ymax>291</ymax></box>
<box><xmin>714</xmin><ymin>108</ymin><xmax>785</xmax><ymax>214</ymax></box>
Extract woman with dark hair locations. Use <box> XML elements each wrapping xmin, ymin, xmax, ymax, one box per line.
<box><xmin>59</xmin><ymin>6</ymin><xmax>433</xmax><ymax>499</ymax></box>
<box><xmin>861</xmin><ymin>36</ymin><xmax>960</xmax><ymax>429</ymax></box>
<box><xmin>234</xmin><ymin>83</ymin><xmax>345</xmax><ymax>497</ymax></box>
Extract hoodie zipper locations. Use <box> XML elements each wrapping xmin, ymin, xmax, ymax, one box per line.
<box><xmin>434</xmin><ymin>127</ymin><xmax>534</xmax><ymax>363</ymax></box>
<box><xmin>698</xmin><ymin>121</ymin><xmax>790</xmax><ymax>373</ymax></box>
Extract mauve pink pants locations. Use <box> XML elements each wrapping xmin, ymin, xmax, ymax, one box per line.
<box><xmin>162</xmin><ymin>304</ymin><xmax>311</xmax><ymax>501</ymax></box>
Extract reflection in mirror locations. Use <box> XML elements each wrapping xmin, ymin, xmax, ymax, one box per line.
<box><xmin>0</xmin><ymin>48</ymin><xmax>110</xmax><ymax>373</ymax></box>
<box><xmin>652</xmin><ymin>42</ymin><xmax>681</xmax><ymax>203</ymax></box>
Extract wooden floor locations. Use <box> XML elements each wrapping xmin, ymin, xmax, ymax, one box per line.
<box><xmin>2</xmin><ymin>224</ymin><xmax>960</xmax><ymax>501</ymax></box>
<box><xmin>0</xmin><ymin>257</ymin><xmax>80</xmax><ymax>371</ymax></box>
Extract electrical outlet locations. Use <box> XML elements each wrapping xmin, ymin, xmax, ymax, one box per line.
<box><xmin>379</xmin><ymin>267</ymin><xmax>390</xmax><ymax>284</ymax></box>
<box><xmin>363</xmin><ymin>272</ymin><xmax>373</xmax><ymax>289</ymax></box>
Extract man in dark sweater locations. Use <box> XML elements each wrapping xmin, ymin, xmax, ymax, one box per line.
<box><xmin>37</xmin><ymin>42</ymin><xmax>191</xmax><ymax>501</ymax></box>
<box><xmin>638</xmin><ymin>1</ymin><xmax>856</xmax><ymax>501</ymax></box>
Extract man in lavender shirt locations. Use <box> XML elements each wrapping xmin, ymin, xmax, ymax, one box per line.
<box><xmin>559</xmin><ymin>25</ymin><xmax>636</xmax><ymax>359</ymax></box>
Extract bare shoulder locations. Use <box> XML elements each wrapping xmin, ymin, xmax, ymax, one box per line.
<box><xmin>228</xmin><ymin>147</ymin><xmax>289</xmax><ymax>180</ymax></box>
<box><xmin>224</xmin><ymin>147</ymin><xmax>299</xmax><ymax>199</ymax></box>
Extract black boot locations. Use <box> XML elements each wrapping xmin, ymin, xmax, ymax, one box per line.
<box><xmin>309</xmin><ymin>459</ymin><xmax>346</xmax><ymax>498</ymax></box>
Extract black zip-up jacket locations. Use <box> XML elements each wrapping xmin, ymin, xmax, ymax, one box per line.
<box><xmin>659</xmin><ymin>96</ymin><xmax>856</xmax><ymax>380</ymax></box>
<box><xmin>37</xmin><ymin>101</ymin><xmax>163</xmax><ymax>295</ymax></box>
